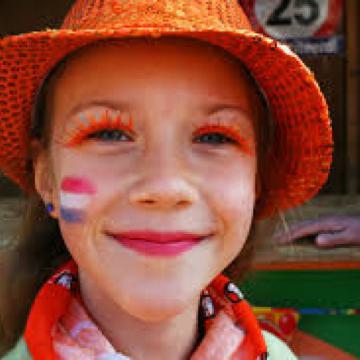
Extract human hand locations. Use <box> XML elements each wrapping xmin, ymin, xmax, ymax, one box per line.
<box><xmin>274</xmin><ymin>215</ymin><xmax>360</xmax><ymax>248</ymax></box>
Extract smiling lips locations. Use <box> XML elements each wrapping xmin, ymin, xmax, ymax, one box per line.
<box><xmin>108</xmin><ymin>231</ymin><xmax>209</xmax><ymax>256</ymax></box>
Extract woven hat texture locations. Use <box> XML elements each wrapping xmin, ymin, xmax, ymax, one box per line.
<box><xmin>0</xmin><ymin>0</ymin><xmax>333</xmax><ymax>218</ymax></box>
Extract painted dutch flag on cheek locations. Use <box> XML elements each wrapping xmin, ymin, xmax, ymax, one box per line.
<box><xmin>60</xmin><ymin>177</ymin><xmax>96</xmax><ymax>223</ymax></box>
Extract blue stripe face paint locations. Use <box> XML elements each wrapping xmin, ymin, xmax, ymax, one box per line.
<box><xmin>60</xmin><ymin>207</ymin><xmax>85</xmax><ymax>223</ymax></box>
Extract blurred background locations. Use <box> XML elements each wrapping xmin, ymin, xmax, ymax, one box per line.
<box><xmin>0</xmin><ymin>0</ymin><xmax>359</xmax><ymax>359</ymax></box>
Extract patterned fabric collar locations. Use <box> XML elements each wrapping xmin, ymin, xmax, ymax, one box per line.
<box><xmin>24</xmin><ymin>260</ymin><xmax>268</xmax><ymax>359</ymax></box>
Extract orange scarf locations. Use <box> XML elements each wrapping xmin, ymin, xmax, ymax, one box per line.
<box><xmin>24</xmin><ymin>261</ymin><xmax>268</xmax><ymax>359</ymax></box>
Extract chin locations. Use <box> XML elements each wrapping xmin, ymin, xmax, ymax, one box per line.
<box><xmin>114</xmin><ymin>286</ymin><xmax>194</xmax><ymax>322</ymax></box>
<box><xmin>100</xmin><ymin>268</ymin><xmax>201</xmax><ymax>321</ymax></box>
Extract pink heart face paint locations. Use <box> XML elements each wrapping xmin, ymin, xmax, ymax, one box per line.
<box><xmin>60</xmin><ymin>177</ymin><xmax>97</xmax><ymax>223</ymax></box>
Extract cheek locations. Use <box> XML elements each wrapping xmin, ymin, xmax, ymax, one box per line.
<box><xmin>218</xmin><ymin>182</ymin><xmax>255</xmax><ymax>245</ymax></box>
<box><xmin>52</xmin><ymin>148</ymin><xmax>119</xmax><ymax>220</ymax></box>
<box><xmin>57</xmin><ymin>175</ymin><xmax>100</xmax><ymax>266</ymax></box>
<box><xmin>54</xmin><ymin>155</ymin><xmax>128</xmax><ymax>258</ymax></box>
<box><xmin>59</xmin><ymin>176</ymin><xmax>97</xmax><ymax>224</ymax></box>
<box><xmin>207</xmin><ymin>158</ymin><xmax>256</xmax><ymax>259</ymax></box>
<box><xmin>210</xmin><ymin>159</ymin><xmax>256</xmax><ymax>219</ymax></box>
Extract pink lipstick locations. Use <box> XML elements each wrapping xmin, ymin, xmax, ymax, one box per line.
<box><xmin>108</xmin><ymin>231</ymin><xmax>208</xmax><ymax>257</ymax></box>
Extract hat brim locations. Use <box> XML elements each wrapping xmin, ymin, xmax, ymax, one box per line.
<box><xmin>0</xmin><ymin>27</ymin><xmax>333</xmax><ymax>218</ymax></box>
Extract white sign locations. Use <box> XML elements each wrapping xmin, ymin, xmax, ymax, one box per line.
<box><xmin>249</xmin><ymin>0</ymin><xmax>343</xmax><ymax>39</ymax></box>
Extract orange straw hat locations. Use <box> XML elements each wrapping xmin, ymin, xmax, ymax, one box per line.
<box><xmin>0</xmin><ymin>0</ymin><xmax>332</xmax><ymax>218</ymax></box>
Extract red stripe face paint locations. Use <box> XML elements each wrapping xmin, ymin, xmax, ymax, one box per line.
<box><xmin>61</xmin><ymin>177</ymin><xmax>97</xmax><ymax>194</ymax></box>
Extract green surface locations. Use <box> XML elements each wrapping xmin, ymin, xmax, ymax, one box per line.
<box><xmin>241</xmin><ymin>270</ymin><xmax>360</xmax><ymax>357</ymax></box>
<box><xmin>299</xmin><ymin>315</ymin><xmax>360</xmax><ymax>358</ymax></box>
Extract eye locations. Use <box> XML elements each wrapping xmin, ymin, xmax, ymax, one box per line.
<box><xmin>192</xmin><ymin>124</ymin><xmax>254</xmax><ymax>155</ymax></box>
<box><xmin>64</xmin><ymin>111</ymin><xmax>135</xmax><ymax>147</ymax></box>
<box><xmin>194</xmin><ymin>132</ymin><xmax>237</xmax><ymax>145</ymax></box>
<box><xmin>88</xmin><ymin>129</ymin><xmax>132</xmax><ymax>142</ymax></box>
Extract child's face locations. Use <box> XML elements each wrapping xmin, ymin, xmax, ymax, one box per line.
<box><xmin>36</xmin><ymin>38</ymin><xmax>259</xmax><ymax>320</ymax></box>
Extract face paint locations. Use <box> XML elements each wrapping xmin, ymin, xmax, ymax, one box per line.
<box><xmin>60</xmin><ymin>177</ymin><xmax>97</xmax><ymax>223</ymax></box>
<box><xmin>63</xmin><ymin>110</ymin><xmax>134</xmax><ymax>147</ymax></box>
<box><xmin>193</xmin><ymin>118</ymin><xmax>255</xmax><ymax>156</ymax></box>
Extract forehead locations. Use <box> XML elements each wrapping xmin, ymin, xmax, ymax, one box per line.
<box><xmin>46</xmin><ymin>37</ymin><xmax>260</xmax><ymax>121</ymax></box>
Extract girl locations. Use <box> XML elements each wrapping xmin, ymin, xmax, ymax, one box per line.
<box><xmin>0</xmin><ymin>0</ymin><xmax>332</xmax><ymax>359</ymax></box>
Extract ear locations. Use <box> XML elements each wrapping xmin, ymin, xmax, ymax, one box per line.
<box><xmin>31</xmin><ymin>139</ymin><xmax>59</xmax><ymax>218</ymax></box>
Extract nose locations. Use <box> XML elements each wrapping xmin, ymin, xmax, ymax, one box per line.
<box><xmin>128</xmin><ymin>152</ymin><xmax>198</xmax><ymax>210</ymax></box>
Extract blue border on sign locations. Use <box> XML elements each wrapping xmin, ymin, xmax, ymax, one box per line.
<box><xmin>284</xmin><ymin>35</ymin><xmax>345</xmax><ymax>55</ymax></box>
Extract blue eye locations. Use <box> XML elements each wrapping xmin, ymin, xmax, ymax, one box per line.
<box><xmin>194</xmin><ymin>132</ymin><xmax>237</xmax><ymax>145</ymax></box>
<box><xmin>88</xmin><ymin>129</ymin><xmax>132</xmax><ymax>142</ymax></box>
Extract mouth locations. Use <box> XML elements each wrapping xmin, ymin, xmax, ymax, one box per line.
<box><xmin>106</xmin><ymin>230</ymin><xmax>211</xmax><ymax>257</ymax></box>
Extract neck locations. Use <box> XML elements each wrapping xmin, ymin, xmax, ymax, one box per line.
<box><xmin>79</xmin><ymin>271</ymin><xmax>201</xmax><ymax>360</ymax></box>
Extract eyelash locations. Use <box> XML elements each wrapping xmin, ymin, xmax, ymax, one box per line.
<box><xmin>193</xmin><ymin>123</ymin><xmax>252</xmax><ymax>152</ymax></box>
<box><xmin>64</xmin><ymin>112</ymin><xmax>253</xmax><ymax>154</ymax></box>
<box><xmin>64</xmin><ymin>111</ymin><xmax>134</xmax><ymax>147</ymax></box>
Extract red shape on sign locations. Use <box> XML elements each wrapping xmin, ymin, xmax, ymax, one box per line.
<box><xmin>315</xmin><ymin>0</ymin><xmax>344</xmax><ymax>36</ymax></box>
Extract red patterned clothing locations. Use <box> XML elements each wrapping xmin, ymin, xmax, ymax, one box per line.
<box><xmin>3</xmin><ymin>260</ymin><xmax>297</xmax><ymax>359</ymax></box>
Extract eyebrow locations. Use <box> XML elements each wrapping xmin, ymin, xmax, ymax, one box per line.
<box><xmin>206</xmin><ymin>103</ymin><xmax>250</xmax><ymax>117</ymax></box>
<box><xmin>67</xmin><ymin>100</ymin><xmax>130</xmax><ymax>118</ymax></box>
<box><xmin>67</xmin><ymin>100</ymin><xmax>251</xmax><ymax>120</ymax></box>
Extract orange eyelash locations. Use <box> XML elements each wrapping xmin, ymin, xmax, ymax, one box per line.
<box><xmin>64</xmin><ymin>110</ymin><xmax>134</xmax><ymax>147</ymax></box>
<box><xmin>194</xmin><ymin>123</ymin><xmax>254</xmax><ymax>155</ymax></box>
